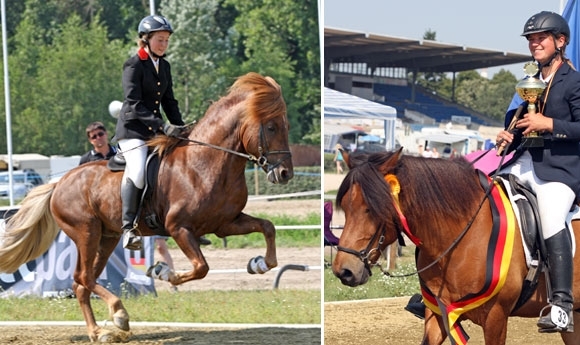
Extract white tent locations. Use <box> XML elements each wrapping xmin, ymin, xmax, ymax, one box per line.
<box><xmin>324</xmin><ymin>87</ymin><xmax>397</xmax><ymax>151</ymax></box>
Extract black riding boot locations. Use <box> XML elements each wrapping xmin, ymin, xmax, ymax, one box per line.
<box><xmin>537</xmin><ymin>230</ymin><xmax>574</xmax><ymax>333</ymax></box>
<box><xmin>121</xmin><ymin>178</ymin><xmax>143</xmax><ymax>250</ymax></box>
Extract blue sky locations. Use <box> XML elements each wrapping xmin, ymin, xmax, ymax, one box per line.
<box><xmin>324</xmin><ymin>0</ymin><xmax>565</xmax><ymax>78</ymax></box>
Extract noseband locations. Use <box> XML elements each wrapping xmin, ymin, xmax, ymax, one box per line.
<box><xmin>336</xmin><ymin>223</ymin><xmax>388</xmax><ymax>276</ymax></box>
<box><xmin>257</xmin><ymin>124</ymin><xmax>292</xmax><ymax>171</ymax></box>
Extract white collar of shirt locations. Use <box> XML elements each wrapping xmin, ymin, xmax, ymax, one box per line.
<box><xmin>150</xmin><ymin>57</ymin><xmax>159</xmax><ymax>70</ymax></box>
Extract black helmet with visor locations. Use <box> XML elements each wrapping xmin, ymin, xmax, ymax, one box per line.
<box><xmin>138</xmin><ymin>15</ymin><xmax>173</xmax><ymax>39</ymax></box>
<box><xmin>522</xmin><ymin>11</ymin><xmax>570</xmax><ymax>45</ymax></box>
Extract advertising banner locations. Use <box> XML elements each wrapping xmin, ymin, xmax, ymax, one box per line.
<box><xmin>0</xmin><ymin>209</ymin><xmax>156</xmax><ymax>298</ymax></box>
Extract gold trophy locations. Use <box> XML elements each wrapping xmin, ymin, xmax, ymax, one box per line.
<box><xmin>515</xmin><ymin>61</ymin><xmax>546</xmax><ymax>148</ymax></box>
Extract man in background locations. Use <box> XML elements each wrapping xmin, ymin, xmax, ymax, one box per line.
<box><xmin>79</xmin><ymin>121</ymin><xmax>117</xmax><ymax>165</ymax></box>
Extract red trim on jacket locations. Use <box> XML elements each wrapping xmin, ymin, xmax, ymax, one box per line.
<box><xmin>137</xmin><ymin>47</ymin><xmax>149</xmax><ymax>60</ymax></box>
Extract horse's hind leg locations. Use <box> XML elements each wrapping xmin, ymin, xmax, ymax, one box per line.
<box><xmin>72</xmin><ymin>235</ymin><xmax>129</xmax><ymax>341</ymax></box>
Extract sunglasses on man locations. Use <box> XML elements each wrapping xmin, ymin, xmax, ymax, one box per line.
<box><xmin>90</xmin><ymin>131</ymin><xmax>106</xmax><ymax>140</ymax></box>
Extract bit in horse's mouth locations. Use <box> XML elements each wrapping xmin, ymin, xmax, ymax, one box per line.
<box><xmin>267</xmin><ymin>169</ymin><xmax>291</xmax><ymax>185</ymax></box>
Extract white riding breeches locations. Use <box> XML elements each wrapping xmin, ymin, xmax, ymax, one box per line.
<box><xmin>118</xmin><ymin>138</ymin><xmax>147</xmax><ymax>189</ymax></box>
<box><xmin>498</xmin><ymin>151</ymin><xmax>575</xmax><ymax>239</ymax></box>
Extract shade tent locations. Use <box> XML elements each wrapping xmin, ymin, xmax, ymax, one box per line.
<box><xmin>324</xmin><ymin>87</ymin><xmax>397</xmax><ymax>151</ymax></box>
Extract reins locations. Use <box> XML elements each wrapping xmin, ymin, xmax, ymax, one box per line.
<box><xmin>117</xmin><ymin>122</ymin><xmax>292</xmax><ymax>170</ymax></box>
<box><xmin>380</xmin><ymin>181</ymin><xmax>494</xmax><ymax>278</ymax></box>
<box><xmin>176</xmin><ymin>123</ymin><xmax>292</xmax><ymax>170</ymax></box>
<box><xmin>339</xmin><ymin>147</ymin><xmax>515</xmax><ymax>279</ymax></box>
<box><xmin>382</xmin><ymin>148</ymin><xmax>514</xmax><ymax>278</ymax></box>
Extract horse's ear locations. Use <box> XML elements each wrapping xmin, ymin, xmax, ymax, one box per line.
<box><xmin>378</xmin><ymin>147</ymin><xmax>404</xmax><ymax>175</ymax></box>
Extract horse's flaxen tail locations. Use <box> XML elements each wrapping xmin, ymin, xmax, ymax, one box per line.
<box><xmin>0</xmin><ymin>183</ymin><xmax>59</xmax><ymax>273</ymax></box>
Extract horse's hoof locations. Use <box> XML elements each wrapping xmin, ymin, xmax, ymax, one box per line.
<box><xmin>247</xmin><ymin>256</ymin><xmax>269</xmax><ymax>274</ymax></box>
<box><xmin>146</xmin><ymin>261</ymin><xmax>172</xmax><ymax>281</ymax></box>
<box><xmin>113</xmin><ymin>310</ymin><xmax>130</xmax><ymax>331</ymax></box>
<box><xmin>96</xmin><ymin>329</ymin><xmax>114</xmax><ymax>343</ymax></box>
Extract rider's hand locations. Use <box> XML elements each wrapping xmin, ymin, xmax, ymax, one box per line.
<box><xmin>163</xmin><ymin>123</ymin><xmax>186</xmax><ymax>137</ymax></box>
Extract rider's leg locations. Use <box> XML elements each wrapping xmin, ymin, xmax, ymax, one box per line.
<box><xmin>534</xmin><ymin>180</ymin><xmax>575</xmax><ymax>333</ymax></box>
<box><xmin>118</xmin><ymin>139</ymin><xmax>147</xmax><ymax>250</ymax></box>
<box><xmin>120</xmin><ymin>177</ymin><xmax>143</xmax><ymax>250</ymax></box>
<box><xmin>537</xmin><ymin>229</ymin><xmax>574</xmax><ymax>332</ymax></box>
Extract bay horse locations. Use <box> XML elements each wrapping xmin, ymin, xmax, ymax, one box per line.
<box><xmin>332</xmin><ymin>148</ymin><xmax>580</xmax><ymax>345</ymax></box>
<box><xmin>0</xmin><ymin>72</ymin><xmax>293</xmax><ymax>342</ymax></box>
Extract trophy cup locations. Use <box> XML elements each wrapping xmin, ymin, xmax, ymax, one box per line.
<box><xmin>515</xmin><ymin>61</ymin><xmax>546</xmax><ymax>148</ymax></box>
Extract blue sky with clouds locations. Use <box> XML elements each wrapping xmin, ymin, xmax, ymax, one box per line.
<box><xmin>324</xmin><ymin>0</ymin><xmax>566</xmax><ymax>78</ymax></box>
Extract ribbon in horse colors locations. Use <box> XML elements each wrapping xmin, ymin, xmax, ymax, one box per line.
<box><xmin>421</xmin><ymin>178</ymin><xmax>516</xmax><ymax>345</ymax></box>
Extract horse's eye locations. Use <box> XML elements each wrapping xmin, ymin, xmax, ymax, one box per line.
<box><xmin>365</xmin><ymin>208</ymin><xmax>370</xmax><ymax>214</ymax></box>
<box><xmin>267</xmin><ymin>124</ymin><xmax>275</xmax><ymax>132</ymax></box>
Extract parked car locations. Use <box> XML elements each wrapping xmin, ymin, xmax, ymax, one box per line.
<box><xmin>0</xmin><ymin>169</ymin><xmax>44</xmax><ymax>199</ymax></box>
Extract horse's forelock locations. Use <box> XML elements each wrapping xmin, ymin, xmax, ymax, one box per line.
<box><xmin>337</xmin><ymin>160</ymin><xmax>391</xmax><ymax>224</ymax></box>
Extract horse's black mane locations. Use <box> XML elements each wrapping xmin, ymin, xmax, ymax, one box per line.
<box><xmin>336</xmin><ymin>151</ymin><xmax>482</xmax><ymax>227</ymax></box>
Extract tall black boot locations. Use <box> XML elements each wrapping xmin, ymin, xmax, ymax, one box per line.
<box><xmin>537</xmin><ymin>230</ymin><xmax>574</xmax><ymax>333</ymax></box>
<box><xmin>121</xmin><ymin>178</ymin><xmax>143</xmax><ymax>250</ymax></box>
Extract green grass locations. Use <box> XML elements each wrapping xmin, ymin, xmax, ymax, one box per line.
<box><xmin>0</xmin><ymin>289</ymin><xmax>320</xmax><ymax>324</ymax></box>
<box><xmin>324</xmin><ymin>245</ymin><xmax>420</xmax><ymax>302</ymax></box>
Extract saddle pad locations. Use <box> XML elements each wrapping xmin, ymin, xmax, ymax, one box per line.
<box><xmin>496</xmin><ymin>176</ymin><xmax>577</xmax><ymax>267</ymax></box>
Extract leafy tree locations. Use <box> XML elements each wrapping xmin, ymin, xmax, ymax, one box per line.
<box><xmin>8</xmin><ymin>14</ymin><xmax>128</xmax><ymax>156</ymax></box>
<box><xmin>160</xmin><ymin>0</ymin><xmax>237</xmax><ymax>121</ymax></box>
<box><xmin>224</xmin><ymin>0</ymin><xmax>320</xmax><ymax>144</ymax></box>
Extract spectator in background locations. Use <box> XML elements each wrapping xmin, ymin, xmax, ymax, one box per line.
<box><xmin>333</xmin><ymin>143</ymin><xmax>344</xmax><ymax>174</ymax></box>
<box><xmin>421</xmin><ymin>146</ymin><xmax>433</xmax><ymax>158</ymax></box>
<box><xmin>431</xmin><ymin>147</ymin><xmax>440</xmax><ymax>158</ymax></box>
<box><xmin>79</xmin><ymin>122</ymin><xmax>117</xmax><ymax>165</ymax></box>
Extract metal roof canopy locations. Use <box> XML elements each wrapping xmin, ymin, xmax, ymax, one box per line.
<box><xmin>325</xmin><ymin>27</ymin><xmax>531</xmax><ymax>74</ymax></box>
<box><xmin>324</xmin><ymin>87</ymin><xmax>397</xmax><ymax>151</ymax></box>
<box><xmin>324</xmin><ymin>87</ymin><xmax>396</xmax><ymax>119</ymax></box>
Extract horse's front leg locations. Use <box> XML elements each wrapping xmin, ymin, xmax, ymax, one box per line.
<box><xmin>215</xmin><ymin>212</ymin><xmax>277</xmax><ymax>273</ymax></box>
<box><xmin>421</xmin><ymin>308</ymin><xmax>446</xmax><ymax>345</ymax></box>
<box><xmin>156</xmin><ymin>226</ymin><xmax>210</xmax><ymax>285</ymax></box>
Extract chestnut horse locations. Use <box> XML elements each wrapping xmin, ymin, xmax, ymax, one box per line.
<box><xmin>332</xmin><ymin>148</ymin><xmax>580</xmax><ymax>345</ymax></box>
<box><xmin>0</xmin><ymin>72</ymin><xmax>293</xmax><ymax>342</ymax></box>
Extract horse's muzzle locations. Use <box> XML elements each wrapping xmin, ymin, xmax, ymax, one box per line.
<box><xmin>267</xmin><ymin>167</ymin><xmax>293</xmax><ymax>184</ymax></box>
<box><xmin>333</xmin><ymin>268</ymin><xmax>369</xmax><ymax>287</ymax></box>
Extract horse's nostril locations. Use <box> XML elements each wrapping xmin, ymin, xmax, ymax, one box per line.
<box><xmin>337</xmin><ymin>268</ymin><xmax>353</xmax><ymax>280</ymax></box>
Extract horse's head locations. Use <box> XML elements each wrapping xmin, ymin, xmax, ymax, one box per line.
<box><xmin>332</xmin><ymin>148</ymin><xmax>404</xmax><ymax>286</ymax></box>
<box><xmin>236</xmin><ymin>73</ymin><xmax>294</xmax><ymax>184</ymax></box>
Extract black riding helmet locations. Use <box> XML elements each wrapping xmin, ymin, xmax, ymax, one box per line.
<box><xmin>138</xmin><ymin>15</ymin><xmax>173</xmax><ymax>58</ymax></box>
<box><xmin>522</xmin><ymin>11</ymin><xmax>570</xmax><ymax>45</ymax></box>
<box><xmin>138</xmin><ymin>15</ymin><xmax>173</xmax><ymax>40</ymax></box>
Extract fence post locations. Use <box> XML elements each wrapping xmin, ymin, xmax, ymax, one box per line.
<box><xmin>254</xmin><ymin>163</ymin><xmax>259</xmax><ymax>195</ymax></box>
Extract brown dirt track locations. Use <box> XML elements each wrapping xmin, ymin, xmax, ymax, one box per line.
<box><xmin>0</xmin><ymin>199</ymin><xmax>322</xmax><ymax>344</ymax></box>
<box><xmin>323</xmin><ymin>298</ymin><xmax>569</xmax><ymax>345</ymax></box>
